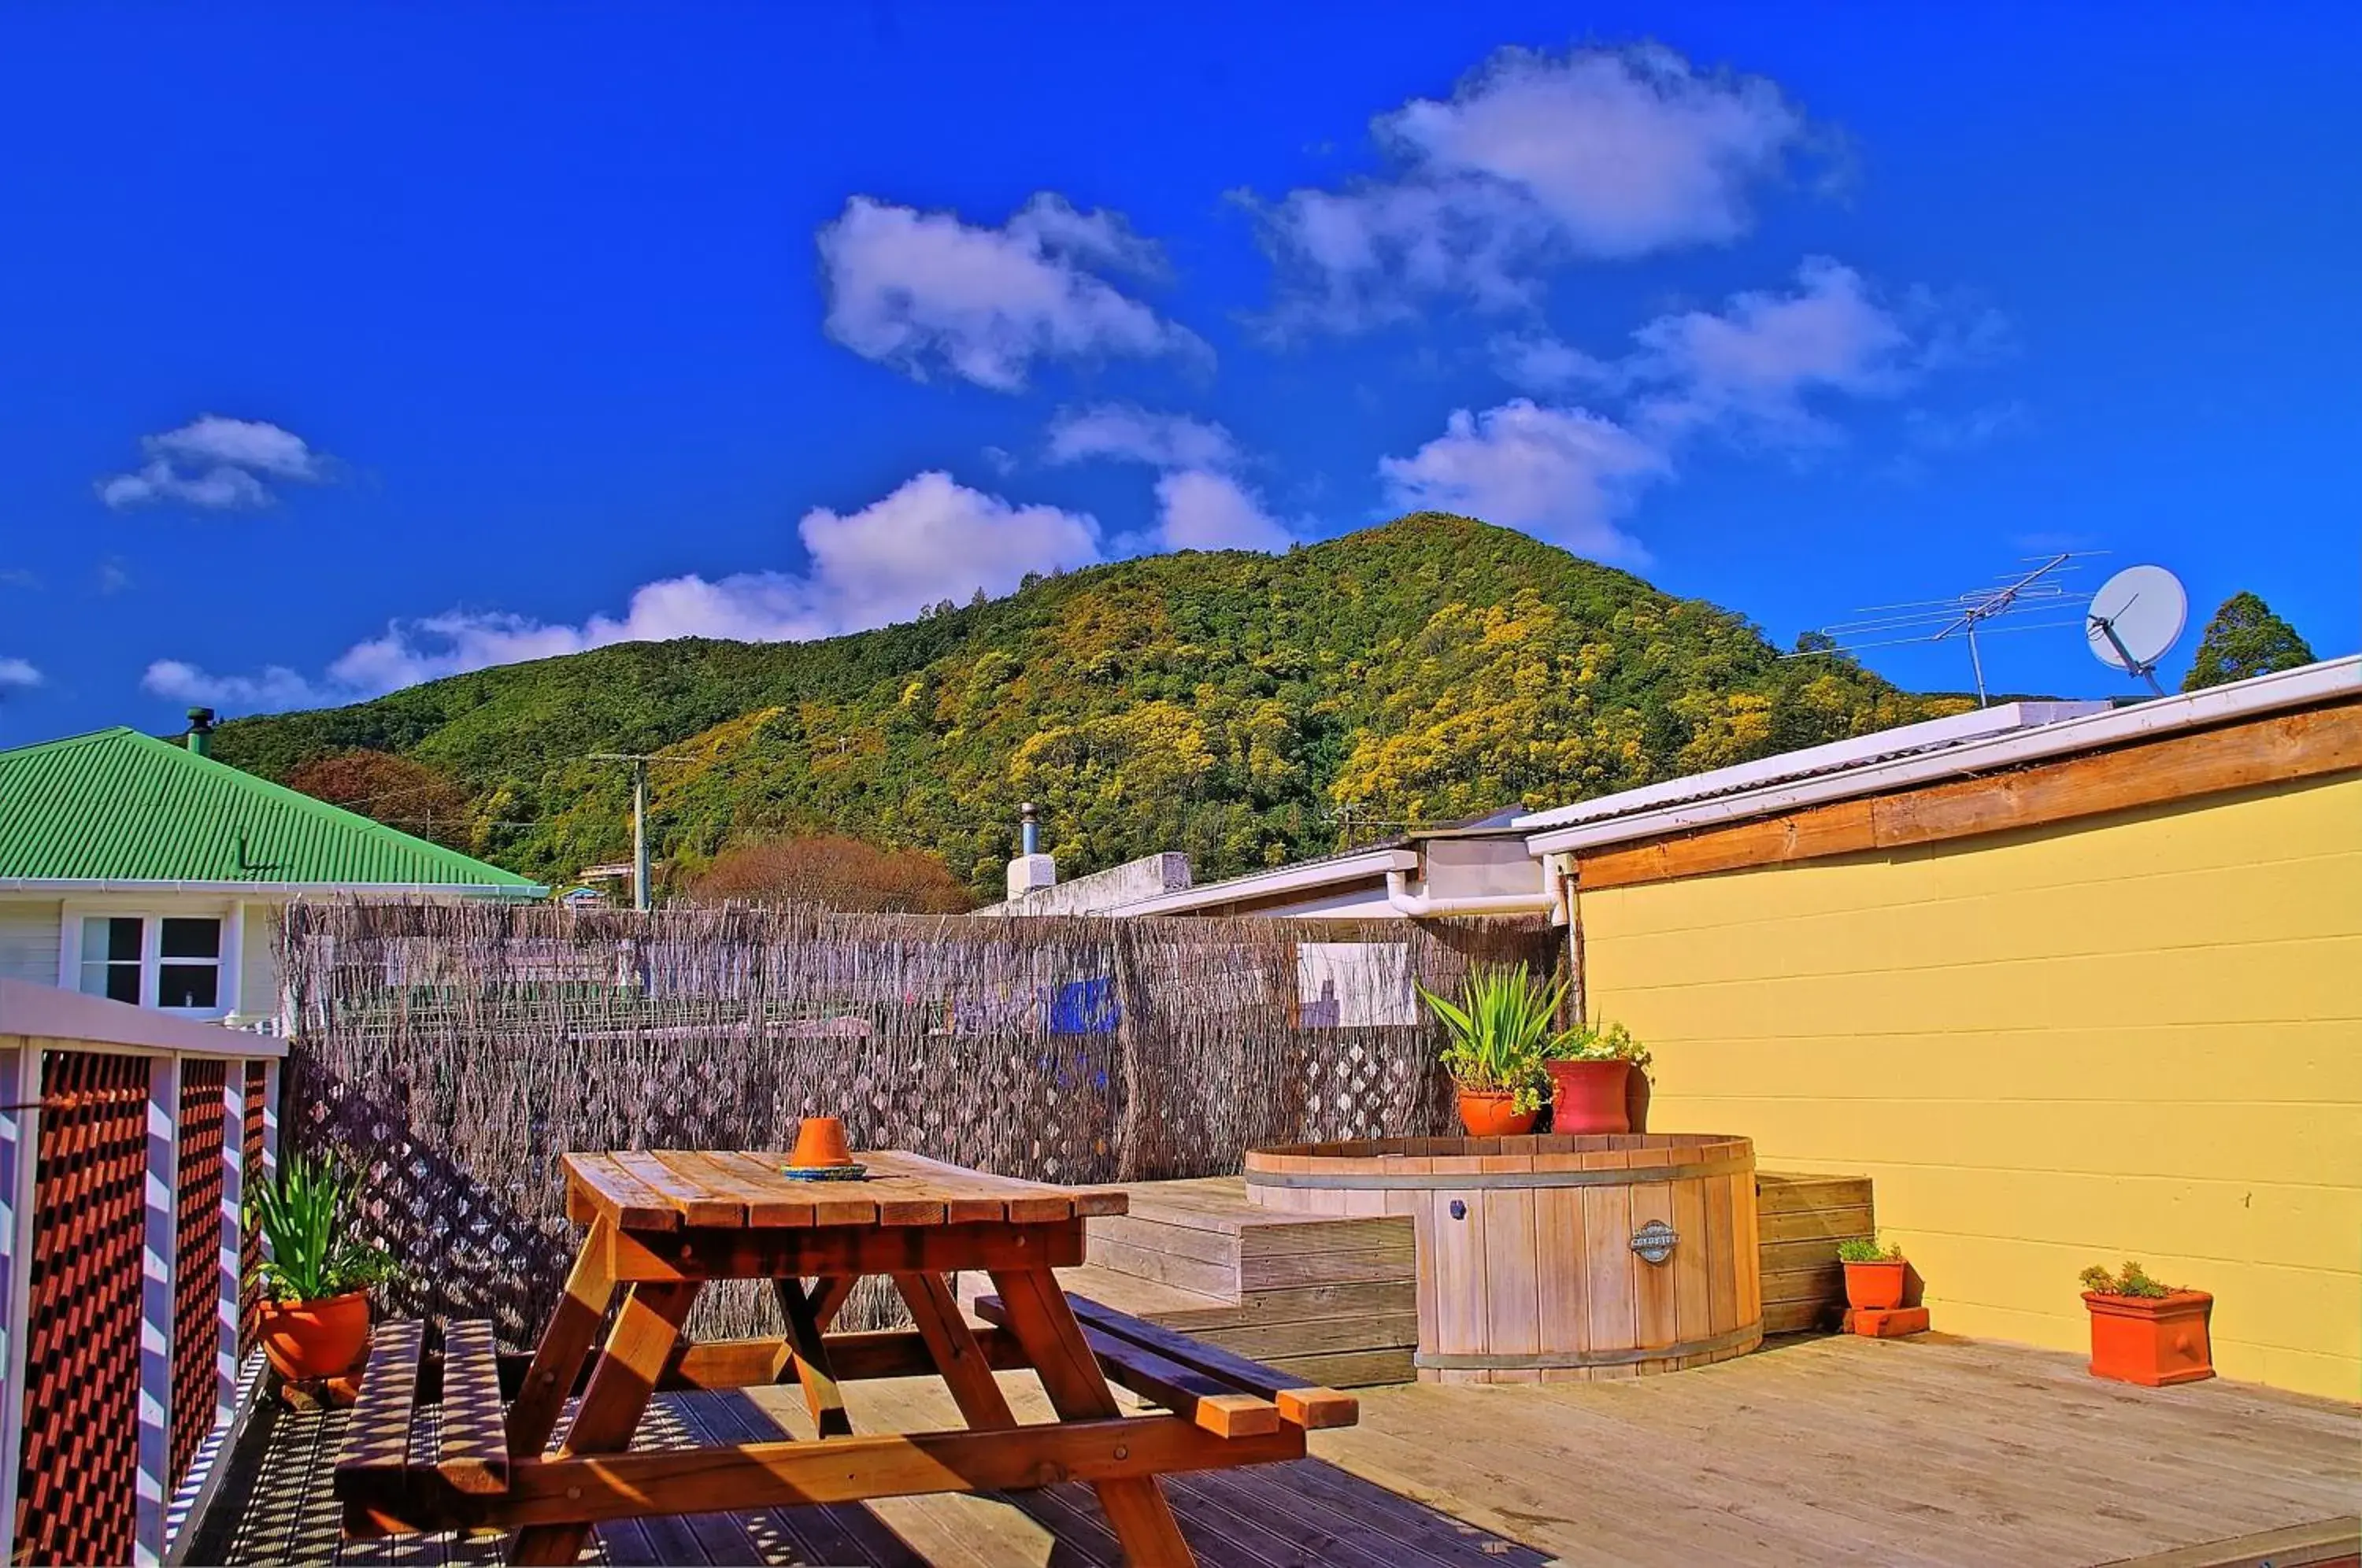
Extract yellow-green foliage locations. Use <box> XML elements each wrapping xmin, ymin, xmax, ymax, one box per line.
<box><xmin>211</xmin><ymin>514</ymin><xmax>1963</xmax><ymax>900</ymax></box>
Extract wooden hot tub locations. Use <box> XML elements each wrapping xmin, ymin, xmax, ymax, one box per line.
<box><xmin>1243</xmin><ymin>1133</ymin><xmax>1761</xmax><ymax>1382</ymax></box>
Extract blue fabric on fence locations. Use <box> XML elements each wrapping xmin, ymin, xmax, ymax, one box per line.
<box><xmin>1047</xmin><ymin>976</ymin><xmax>1120</xmax><ymax>1034</ymax></box>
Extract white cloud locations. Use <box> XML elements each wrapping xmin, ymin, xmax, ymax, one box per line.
<box><xmin>143</xmin><ymin>660</ymin><xmax>321</xmax><ymax>709</ymax></box>
<box><xmin>144</xmin><ymin>472</ymin><xmax>1105</xmax><ymax>711</ymax></box>
<box><xmin>1252</xmin><ymin>45</ymin><xmax>1809</xmax><ymax>327</ymax></box>
<box><xmin>1497</xmin><ymin>259</ymin><xmax>1940</xmax><ymax>446</ymax></box>
<box><xmin>1378</xmin><ymin>399</ymin><xmax>1668</xmax><ymax>562</ymax></box>
<box><xmin>0</xmin><ymin>657</ymin><xmax>41</xmax><ymax>690</ymax></box>
<box><xmin>818</xmin><ymin>194</ymin><xmax>1206</xmax><ymax>390</ymax></box>
<box><xmin>98</xmin><ymin>416</ymin><xmax>331</xmax><ymax>511</ymax></box>
<box><xmin>1153</xmin><ymin>469</ymin><xmax>1291</xmax><ymax>553</ymax></box>
<box><xmin>1620</xmin><ymin>257</ymin><xmax>1912</xmax><ymax>440</ymax></box>
<box><xmin>1046</xmin><ymin>405</ymin><xmax>1242</xmax><ymax>472</ymax></box>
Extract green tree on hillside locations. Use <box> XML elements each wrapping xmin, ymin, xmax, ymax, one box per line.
<box><xmin>2182</xmin><ymin>592</ymin><xmax>2316</xmax><ymax>691</ymax></box>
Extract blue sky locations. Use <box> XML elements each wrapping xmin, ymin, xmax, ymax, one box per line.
<box><xmin>3</xmin><ymin>2</ymin><xmax>2356</xmax><ymax>740</ymax></box>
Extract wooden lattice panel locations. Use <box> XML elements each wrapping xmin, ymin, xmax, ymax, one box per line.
<box><xmin>239</xmin><ymin>1060</ymin><xmax>268</xmax><ymax>1355</ymax></box>
<box><xmin>172</xmin><ymin>1058</ymin><xmax>230</xmax><ymax>1488</ymax></box>
<box><xmin>13</xmin><ymin>1050</ymin><xmax>150</xmax><ymax>1567</ymax></box>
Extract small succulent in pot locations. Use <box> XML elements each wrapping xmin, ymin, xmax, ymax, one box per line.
<box><xmin>1838</xmin><ymin>1235</ymin><xmax>1908</xmax><ymax>1311</ymax></box>
<box><xmin>246</xmin><ymin>1152</ymin><xmax>398</xmax><ymax>1381</ymax></box>
<box><xmin>2079</xmin><ymin>1260</ymin><xmax>2214</xmax><ymax>1386</ymax></box>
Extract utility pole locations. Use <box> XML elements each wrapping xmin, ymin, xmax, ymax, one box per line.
<box><xmin>587</xmin><ymin>753</ymin><xmax>685</xmax><ymax>912</ymax></box>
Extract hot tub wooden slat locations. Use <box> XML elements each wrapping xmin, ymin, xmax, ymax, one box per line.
<box><xmin>1673</xmin><ymin>1178</ymin><xmax>1712</xmax><ymax>1345</ymax></box>
<box><xmin>1631</xmin><ymin>1181</ymin><xmax>1679</xmax><ymax>1352</ymax></box>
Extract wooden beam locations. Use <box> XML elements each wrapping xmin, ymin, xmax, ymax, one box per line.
<box><xmin>776</xmin><ymin>1277</ymin><xmax>851</xmax><ymax>1438</ymax></box>
<box><xmin>345</xmin><ymin>1413</ymin><xmax>1305</xmax><ymax>1537</ymax></box>
<box><xmin>987</xmin><ymin>1267</ymin><xmax>1194</xmax><ymax>1565</ymax></box>
<box><xmin>1078</xmin><ymin>1323</ymin><xmax>1280</xmax><ymax>1440</ymax></box>
<box><xmin>604</xmin><ymin>1217</ymin><xmax>1086</xmax><ymax>1282</ymax></box>
<box><xmin>1004</xmin><ymin>1294</ymin><xmax>1360</xmax><ymax>1430</ymax></box>
<box><xmin>505</xmin><ymin>1218</ymin><xmax>618</xmax><ymax>1459</ymax></box>
<box><xmin>1575</xmin><ymin>701</ymin><xmax>2362</xmax><ymax>891</ymax></box>
<box><xmin>895</xmin><ymin>1271</ymin><xmax>1016</xmax><ymax>1430</ymax></box>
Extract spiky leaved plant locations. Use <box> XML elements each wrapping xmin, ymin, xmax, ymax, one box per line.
<box><xmin>245</xmin><ymin>1152</ymin><xmax>397</xmax><ymax>1304</ymax></box>
<box><xmin>1418</xmin><ymin>962</ymin><xmax>1570</xmax><ymax>1115</ymax></box>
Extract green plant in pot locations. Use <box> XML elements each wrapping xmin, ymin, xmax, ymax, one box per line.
<box><xmin>246</xmin><ymin>1152</ymin><xmax>397</xmax><ymax>1381</ymax></box>
<box><xmin>1838</xmin><ymin>1237</ymin><xmax>1908</xmax><ymax>1311</ymax></box>
<box><xmin>1419</xmin><ymin>963</ymin><xmax>1558</xmax><ymax>1137</ymax></box>
<box><xmin>1544</xmin><ymin>1018</ymin><xmax>1653</xmax><ymax>1136</ymax></box>
<box><xmin>2079</xmin><ymin>1260</ymin><xmax>2214</xmax><ymax>1386</ymax></box>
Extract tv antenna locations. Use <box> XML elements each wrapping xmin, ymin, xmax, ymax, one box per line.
<box><xmin>2083</xmin><ymin>564</ymin><xmax>2186</xmax><ymax>698</ymax></box>
<box><xmin>1790</xmin><ymin>553</ymin><xmax>2100</xmax><ymax>707</ymax></box>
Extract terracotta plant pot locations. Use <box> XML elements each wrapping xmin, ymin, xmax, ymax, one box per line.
<box><xmin>1453</xmin><ymin>1085</ymin><xmax>1539</xmax><ymax>1138</ymax></box>
<box><xmin>788</xmin><ymin>1115</ymin><xmax>854</xmax><ymax>1169</ymax></box>
<box><xmin>2085</xmin><ymin>1290</ymin><xmax>2216</xmax><ymax>1386</ymax></box>
<box><xmin>255</xmin><ymin>1289</ymin><xmax>372</xmax><ymax>1381</ymax></box>
<box><xmin>1545</xmin><ymin>1059</ymin><xmax>1633</xmax><ymax>1135</ymax></box>
<box><xmin>1843</xmin><ymin>1259</ymin><xmax>1908</xmax><ymax>1311</ymax></box>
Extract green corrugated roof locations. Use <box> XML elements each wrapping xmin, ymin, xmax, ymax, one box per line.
<box><xmin>0</xmin><ymin>727</ymin><xmax>542</xmax><ymax>890</ymax></box>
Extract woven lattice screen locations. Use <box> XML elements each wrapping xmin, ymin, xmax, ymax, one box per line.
<box><xmin>171</xmin><ymin>1057</ymin><xmax>228</xmax><ymax>1490</ymax></box>
<box><xmin>13</xmin><ymin>1049</ymin><xmax>149</xmax><ymax>1568</ymax></box>
<box><xmin>279</xmin><ymin>900</ymin><xmax>1560</xmax><ymax>1345</ymax></box>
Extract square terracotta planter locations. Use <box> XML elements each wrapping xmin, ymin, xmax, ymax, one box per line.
<box><xmin>2084</xmin><ymin>1290</ymin><xmax>2215</xmax><ymax>1386</ymax></box>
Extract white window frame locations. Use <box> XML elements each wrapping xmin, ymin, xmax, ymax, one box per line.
<box><xmin>53</xmin><ymin>902</ymin><xmax>242</xmax><ymax>1020</ymax></box>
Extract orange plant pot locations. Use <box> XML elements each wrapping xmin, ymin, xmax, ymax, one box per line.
<box><xmin>255</xmin><ymin>1289</ymin><xmax>372</xmax><ymax>1382</ymax></box>
<box><xmin>1453</xmin><ymin>1086</ymin><xmax>1539</xmax><ymax>1138</ymax></box>
<box><xmin>1843</xmin><ymin>1259</ymin><xmax>1908</xmax><ymax>1311</ymax></box>
<box><xmin>1544</xmin><ymin>1060</ymin><xmax>1632</xmax><ymax>1135</ymax></box>
<box><xmin>788</xmin><ymin>1115</ymin><xmax>854</xmax><ymax>1169</ymax></box>
<box><xmin>2085</xmin><ymin>1291</ymin><xmax>2215</xmax><ymax>1386</ymax></box>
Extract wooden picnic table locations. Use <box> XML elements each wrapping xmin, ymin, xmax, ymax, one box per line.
<box><xmin>332</xmin><ymin>1148</ymin><xmax>1357</xmax><ymax>1567</ymax></box>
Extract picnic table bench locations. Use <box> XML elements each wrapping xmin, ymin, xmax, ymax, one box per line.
<box><xmin>331</xmin><ymin>1148</ymin><xmax>1357</xmax><ymax>1566</ymax></box>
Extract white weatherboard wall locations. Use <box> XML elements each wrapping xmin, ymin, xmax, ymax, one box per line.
<box><xmin>0</xmin><ymin>900</ymin><xmax>61</xmax><ymax>986</ymax></box>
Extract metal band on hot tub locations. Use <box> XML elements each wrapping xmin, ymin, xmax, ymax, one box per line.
<box><xmin>1244</xmin><ymin>1154</ymin><xmax>1753</xmax><ymax>1190</ymax></box>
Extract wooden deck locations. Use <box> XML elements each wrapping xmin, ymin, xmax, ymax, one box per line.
<box><xmin>1316</xmin><ymin>1330</ymin><xmax>2360</xmax><ymax>1567</ymax></box>
<box><xmin>194</xmin><ymin>1327</ymin><xmax>2356</xmax><ymax>1566</ymax></box>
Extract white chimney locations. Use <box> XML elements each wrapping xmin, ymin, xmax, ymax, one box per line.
<box><xmin>1005</xmin><ymin>802</ymin><xmax>1057</xmax><ymax>902</ymax></box>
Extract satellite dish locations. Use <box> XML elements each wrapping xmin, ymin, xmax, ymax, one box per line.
<box><xmin>2086</xmin><ymin>564</ymin><xmax>2186</xmax><ymax>696</ymax></box>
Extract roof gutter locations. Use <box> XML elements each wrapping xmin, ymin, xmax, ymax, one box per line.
<box><xmin>1109</xmin><ymin>847</ymin><xmax>1420</xmax><ymax>916</ymax></box>
<box><xmin>0</xmin><ymin>878</ymin><xmax>549</xmax><ymax>897</ymax></box>
<box><xmin>1383</xmin><ymin>859</ymin><xmax>1559</xmax><ymax>918</ymax></box>
<box><xmin>1526</xmin><ymin>655</ymin><xmax>2361</xmax><ymax>860</ymax></box>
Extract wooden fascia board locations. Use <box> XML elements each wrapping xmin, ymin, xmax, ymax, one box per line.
<box><xmin>1572</xmin><ymin>699</ymin><xmax>2362</xmax><ymax>892</ymax></box>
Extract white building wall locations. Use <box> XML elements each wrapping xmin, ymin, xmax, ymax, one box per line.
<box><xmin>0</xmin><ymin>900</ymin><xmax>61</xmax><ymax>986</ymax></box>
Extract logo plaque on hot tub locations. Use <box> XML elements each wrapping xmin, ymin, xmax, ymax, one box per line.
<box><xmin>1630</xmin><ymin>1219</ymin><xmax>1678</xmax><ymax>1265</ymax></box>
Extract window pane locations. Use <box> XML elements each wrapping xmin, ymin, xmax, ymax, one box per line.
<box><xmin>161</xmin><ymin>918</ymin><xmax>221</xmax><ymax>959</ymax></box>
<box><xmin>92</xmin><ymin>916</ymin><xmax>142</xmax><ymax>962</ymax></box>
<box><xmin>158</xmin><ymin>963</ymin><xmax>218</xmax><ymax>1009</ymax></box>
<box><xmin>81</xmin><ymin>961</ymin><xmax>143</xmax><ymax>1004</ymax></box>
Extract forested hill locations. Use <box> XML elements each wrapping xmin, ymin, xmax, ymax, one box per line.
<box><xmin>210</xmin><ymin>514</ymin><xmax>1968</xmax><ymax>900</ymax></box>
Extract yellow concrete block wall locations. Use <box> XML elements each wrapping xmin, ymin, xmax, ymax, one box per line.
<box><xmin>1581</xmin><ymin>774</ymin><xmax>2362</xmax><ymax>1403</ymax></box>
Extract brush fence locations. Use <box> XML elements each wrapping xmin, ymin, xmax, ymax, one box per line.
<box><xmin>277</xmin><ymin>900</ymin><xmax>1557</xmax><ymax>1347</ymax></box>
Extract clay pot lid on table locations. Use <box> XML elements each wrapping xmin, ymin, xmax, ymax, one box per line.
<box><xmin>783</xmin><ymin>1115</ymin><xmax>865</xmax><ymax>1181</ymax></box>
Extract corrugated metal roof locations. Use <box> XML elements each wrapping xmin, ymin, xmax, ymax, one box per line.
<box><xmin>0</xmin><ymin>727</ymin><xmax>540</xmax><ymax>889</ymax></box>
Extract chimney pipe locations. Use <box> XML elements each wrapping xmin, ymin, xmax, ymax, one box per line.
<box><xmin>1020</xmin><ymin>801</ymin><xmax>1040</xmax><ymax>857</ymax></box>
<box><xmin>186</xmin><ymin>707</ymin><xmax>216</xmax><ymax>758</ymax></box>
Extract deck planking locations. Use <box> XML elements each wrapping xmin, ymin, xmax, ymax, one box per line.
<box><xmin>1313</xmin><ymin>1330</ymin><xmax>2362</xmax><ymax>1567</ymax></box>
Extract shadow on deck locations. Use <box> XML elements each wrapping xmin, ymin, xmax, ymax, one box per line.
<box><xmin>190</xmin><ymin>1387</ymin><xmax>1544</xmax><ymax>1568</ymax></box>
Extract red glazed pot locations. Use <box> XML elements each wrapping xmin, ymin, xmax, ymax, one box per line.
<box><xmin>2085</xmin><ymin>1290</ymin><xmax>2215</xmax><ymax>1386</ymax></box>
<box><xmin>1843</xmin><ymin>1259</ymin><xmax>1908</xmax><ymax>1311</ymax></box>
<box><xmin>1454</xmin><ymin>1086</ymin><xmax>1539</xmax><ymax>1138</ymax></box>
<box><xmin>1545</xmin><ymin>1059</ymin><xmax>1632</xmax><ymax>1135</ymax></box>
<box><xmin>255</xmin><ymin>1289</ymin><xmax>372</xmax><ymax>1381</ymax></box>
